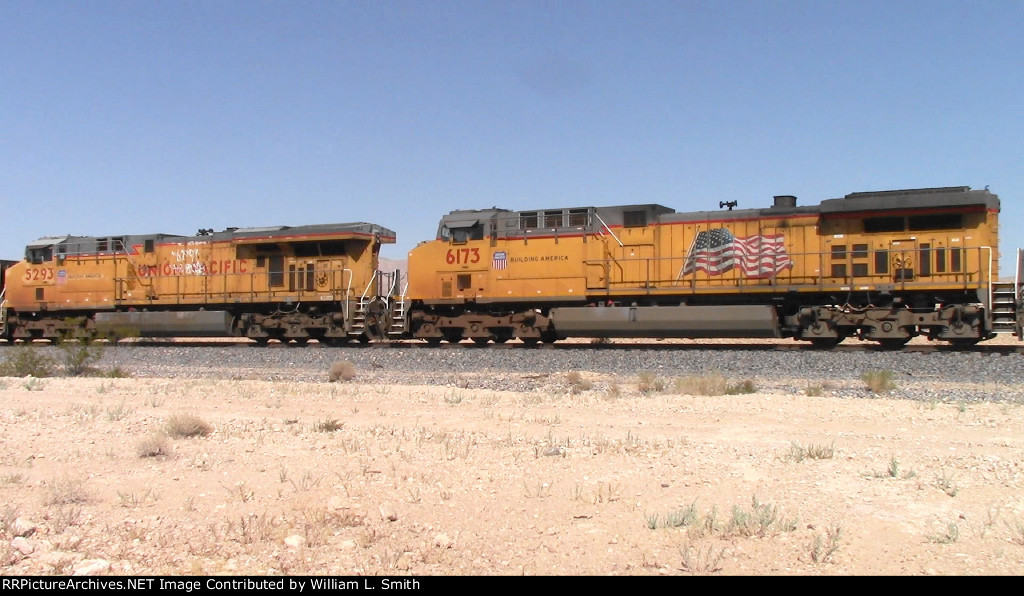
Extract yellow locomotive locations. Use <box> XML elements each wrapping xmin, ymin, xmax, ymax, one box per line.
<box><xmin>406</xmin><ymin>186</ymin><xmax>1014</xmax><ymax>347</ymax></box>
<box><xmin>1</xmin><ymin>222</ymin><xmax>398</xmax><ymax>344</ymax></box>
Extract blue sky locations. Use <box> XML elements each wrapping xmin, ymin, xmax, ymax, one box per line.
<box><xmin>2</xmin><ymin>1</ymin><xmax>1022</xmax><ymax>274</ymax></box>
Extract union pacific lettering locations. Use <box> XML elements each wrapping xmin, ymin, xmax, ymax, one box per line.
<box><xmin>136</xmin><ymin>260</ymin><xmax>249</xmax><ymax>278</ymax></box>
<box><xmin>509</xmin><ymin>255</ymin><xmax>569</xmax><ymax>263</ymax></box>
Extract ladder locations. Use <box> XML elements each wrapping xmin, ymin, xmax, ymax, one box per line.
<box><xmin>352</xmin><ymin>270</ymin><xmax>408</xmax><ymax>340</ymax></box>
<box><xmin>991</xmin><ymin>248</ymin><xmax>1024</xmax><ymax>337</ymax></box>
<box><xmin>990</xmin><ymin>281</ymin><xmax>1017</xmax><ymax>334</ymax></box>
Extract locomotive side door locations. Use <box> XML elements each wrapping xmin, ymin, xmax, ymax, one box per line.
<box><xmin>316</xmin><ymin>259</ymin><xmax>335</xmax><ymax>295</ymax></box>
<box><xmin>585</xmin><ymin>240</ymin><xmax>610</xmax><ymax>290</ymax></box>
<box><xmin>889</xmin><ymin>239</ymin><xmax>919</xmax><ymax>283</ymax></box>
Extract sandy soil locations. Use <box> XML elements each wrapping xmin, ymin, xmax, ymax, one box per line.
<box><xmin>1</xmin><ymin>368</ymin><xmax>1023</xmax><ymax>576</ymax></box>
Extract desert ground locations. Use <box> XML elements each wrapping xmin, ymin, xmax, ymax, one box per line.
<box><xmin>1</xmin><ymin>341</ymin><xmax>1023</xmax><ymax>576</ymax></box>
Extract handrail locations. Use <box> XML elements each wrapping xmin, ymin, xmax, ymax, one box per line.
<box><xmin>1017</xmin><ymin>248</ymin><xmax>1023</xmax><ymax>303</ymax></box>
<box><xmin>983</xmin><ymin>246</ymin><xmax>993</xmax><ymax>316</ymax></box>
<box><xmin>0</xmin><ymin>288</ymin><xmax>6</xmax><ymax>336</ymax></box>
<box><xmin>361</xmin><ymin>270</ymin><xmax>378</xmax><ymax>304</ymax></box>
<box><xmin>593</xmin><ymin>213</ymin><xmax>623</xmax><ymax>247</ymax></box>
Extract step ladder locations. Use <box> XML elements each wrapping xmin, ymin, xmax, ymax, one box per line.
<box><xmin>352</xmin><ymin>270</ymin><xmax>408</xmax><ymax>340</ymax></box>
<box><xmin>990</xmin><ymin>280</ymin><xmax>1017</xmax><ymax>334</ymax></box>
<box><xmin>991</xmin><ymin>248</ymin><xmax>1023</xmax><ymax>337</ymax></box>
<box><xmin>388</xmin><ymin>281</ymin><xmax>408</xmax><ymax>338</ymax></box>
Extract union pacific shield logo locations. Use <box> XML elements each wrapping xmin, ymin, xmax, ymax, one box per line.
<box><xmin>492</xmin><ymin>251</ymin><xmax>507</xmax><ymax>270</ymax></box>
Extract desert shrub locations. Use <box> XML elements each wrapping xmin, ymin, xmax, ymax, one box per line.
<box><xmin>861</xmin><ymin>370</ymin><xmax>896</xmax><ymax>394</ymax></box>
<box><xmin>137</xmin><ymin>434</ymin><xmax>173</xmax><ymax>458</ymax></box>
<box><xmin>565</xmin><ymin>371</ymin><xmax>592</xmax><ymax>394</ymax></box>
<box><xmin>725</xmin><ymin>379</ymin><xmax>757</xmax><ymax>395</ymax></box>
<box><xmin>102</xmin><ymin>366</ymin><xmax>132</xmax><ymax>378</ymax></box>
<box><xmin>59</xmin><ymin>341</ymin><xmax>104</xmax><ymax>376</ymax></box>
<box><xmin>328</xmin><ymin>360</ymin><xmax>357</xmax><ymax>382</ymax></box>
<box><xmin>165</xmin><ymin>413</ymin><xmax>213</xmax><ymax>438</ymax></box>
<box><xmin>788</xmin><ymin>441</ymin><xmax>835</xmax><ymax>462</ymax></box>
<box><xmin>638</xmin><ymin>371</ymin><xmax>666</xmax><ymax>394</ymax></box>
<box><xmin>0</xmin><ymin>346</ymin><xmax>56</xmax><ymax>378</ymax></box>
<box><xmin>672</xmin><ymin>373</ymin><xmax>757</xmax><ymax>396</ymax></box>
<box><xmin>314</xmin><ymin>419</ymin><xmax>344</xmax><ymax>432</ymax></box>
<box><xmin>44</xmin><ymin>477</ymin><xmax>91</xmax><ymax>506</ymax></box>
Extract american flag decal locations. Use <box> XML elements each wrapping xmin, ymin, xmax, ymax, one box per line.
<box><xmin>492</xmin><ymin>251</ymin><xmax>507</xmax><ymax>270</ymax></box>
<box><xmin>680</xmin><ymin>229</ymin><xmax>793</xmax><ymax>279</ymax></box>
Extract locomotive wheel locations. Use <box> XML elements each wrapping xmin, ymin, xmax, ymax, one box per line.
<box><xmin>251</xmin><ymin>337</ymin><xmax>270</xmax><ymax>346</ymax></box>
<box><xmin>425</xmin><ymin>337</ymin><xmax>443</xmax><ymax>346</ymax></box>
<box><xmin>472</xmin><ymin>337</ymin><xmax>490</xmax><ymax>346</ymax></box>
<box><xmin>948</xmin><ymin>338</ymin><xmax>980</xmax><ymax>349</ymax></box>
<box><xmin>521</xmin><ymin>338</ymin><xmax>539</xmax><ymax>347</ymax></box>
<box><xmin>809</xmin><ymin>337</ymin><xmax>842</xmax><ymax>350</ymax></box>
<box><xmin>442</xmin><ymin>331</ymin><xmax>463</xmax><ymax>344</ymax></box>
<box><xmin>492</xmin><ymin>336</ymin><xmax>509</xmax><ymax>344</ymax></box>
<box><xmin>877</xmin><ymin>338</ymin><xmax>910</xmax><ymax>350</ymax></box>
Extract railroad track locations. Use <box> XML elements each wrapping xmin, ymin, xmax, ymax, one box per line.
<box><xmin>5</xmin><ymin>338</ymin><xmax>1020</xmax><ymax>354</ymax></box>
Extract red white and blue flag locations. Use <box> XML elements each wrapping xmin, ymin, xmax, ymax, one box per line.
<box><xmin>680</xmin><ymin>229</ymin><xmax>793</xmax><ymax>279</ymax></box>
<box><xmin>492</xmin><ymin>251</ymin><xmax>507</xmax><ymax>270</ymax></box>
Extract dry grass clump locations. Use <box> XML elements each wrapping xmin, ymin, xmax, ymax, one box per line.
<box><xmin>674</xmin><ymin>374</ymin><xmax>758</xmax><ymax>396</ymax></box>
<box><xmin>638</xmin><ymin>371</ymin><xmax>667</xmax><ymax>394</ymax></box>
<box><xmin>328</xmin><ymin>360</ymin><xmax>357</xmax><ymax>382</ymax></box>
<box><xmin>44</xmin><ymin>477</ymin><xmax>91</xmax><ymax>506</ymax></box>
<box><xmin>861</xmin><ymin>370</ymin><xmax>896</xmax><ymax>393</ymax></box>
<box><xmin>313</xmin><ymin>418</ymin><xmax>344</xmax><ymax>433</ymax></box>
<box><xmin>565</xmin><ymin>371</ymin><xmax>593</xmax><ymax>394</ymax></box>
<box><xmin>787</xmin><ymin>441</ymin><xmax>835</xmax><ymax>462</ymax></box>
<box><xmin>137</xmin><ymin>433</ymin><xmax>173</xmax><ymax>458</ymax></box>
<box><xmin>646</xmin><ymin>496</ymin><xmax>796</xmax><ymax>539</ymax></box>
<box><xmin>165</xmin><ymin>413</ymin><xmax>213</xmax><ymax>438</ymax></box>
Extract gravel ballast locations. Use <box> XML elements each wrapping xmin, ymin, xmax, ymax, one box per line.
<box><xmin>4</xmin><ymin>341</ymin><xmax>1020</xmax><ymax>404</ymax></box>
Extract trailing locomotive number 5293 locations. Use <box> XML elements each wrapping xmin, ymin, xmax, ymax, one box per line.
<box><xmin>445</xmin><ymin>248</ymin><xmax>480</xmax><ymax>265</ymax></box>
<box><xmin>24</xmin><ymin>267</ymin><xmax>55</xmax><ymax>282</ymax></box>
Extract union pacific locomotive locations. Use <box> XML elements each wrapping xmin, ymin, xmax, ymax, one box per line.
<box><xmin>405</xmin><ymin>186</ymin><xmax>1022</xmax><ymax>348</ymax></box>
<box><xmin>0</xmin><ymin>223</ymin><xmax>399</xmax><ymax>344</ymax></box>
<box><xmin>1</xmin><ymin>186</ymin><xmax>1022</xmax><ymax>348</ymax></box>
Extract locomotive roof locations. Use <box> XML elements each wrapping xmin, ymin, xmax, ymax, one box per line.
<box><xmin>820</xmin><ymin>186</ymin><xmax>999</xmax><ymax>214</ymax></box>
<box><xmin>436</xmin><ymin>186</ymin><xmax>998</xmax><ymax>229</ymax></box>
<box><xmin>215</xmin><ymin>222</ymin><xmax>396</xmax><ymax>242</ymax></box>
<box><xmin>25</xmin><ymin>222</ymin><xmax>396</xmax><ymax>250</ymax></box>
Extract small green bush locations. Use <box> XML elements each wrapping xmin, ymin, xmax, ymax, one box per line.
<box><xmin>0</xmin><ymin>346</ymin><xmax>56</xmax><ymax>378</ymax></box>
<box><xmin>59</xmin><ymin>341</ymin><xmax>104</xmax><ymax>376</ymax></box>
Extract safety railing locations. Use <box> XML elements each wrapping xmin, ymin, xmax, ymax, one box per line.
<box><xmin>111</xmin><ymin>266</ymin><xmax>355</xmax><ymax>313</ymax></box>
<box><xmin>575</xmin><ymin>245</ymin><xmax>994</xmax><ymax>295</ymax></box>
